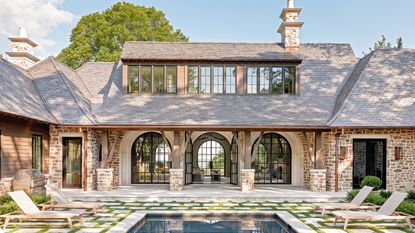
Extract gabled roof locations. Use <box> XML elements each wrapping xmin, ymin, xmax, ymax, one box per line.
<box><xmin>329</xmin><ymin>49</ymin><xmax>415</xmax><ymax>127</ymax></box>
<box><xmin>121</xmin><ymin>42</ymin><xmax>302</xmax><ymax>62</ymax></box>
<box><xmin>0</xmin><ymin>58</ymin><xmax>56</xmax><ymax>123</ymax></box>
<box><xmin>85</xmin><ymin>43</ymin><xmax>357</xmax><ymax>127</ymax></box>
<box><xmin>27</xmin><ymin>57</ymin><xmax>97</xmax><ymax>125</ymax></box>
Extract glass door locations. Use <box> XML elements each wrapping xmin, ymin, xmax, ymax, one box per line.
<box><xmin>230</xmin><ymin>137</ymin><xmax>238</xmax><ymax>185</ymax></box>
<box><xmin>63</xmin><ymin>138</ymin><xmax>82</xmax><ymax>188</ymax></box>
<box><xmin>353</xmin><ymin>139</ymin><xmax>387</xmax><ymax>189</ymax></box>
<box><xmin>185</xmin><ymin>140</ymin><xmax>193</xmax><ymax>184</ymax></box>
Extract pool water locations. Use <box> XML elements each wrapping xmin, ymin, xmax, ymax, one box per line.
<box><xmin>135</xmin><ymin>218</ymin><xmax>290</xmax><ymax>233</ymax></box>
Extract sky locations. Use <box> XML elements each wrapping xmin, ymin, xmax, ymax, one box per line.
<box><xmin>0</xmin><ymin>0</ymin><xmax>414</xmax><ymax>59</ymax></box>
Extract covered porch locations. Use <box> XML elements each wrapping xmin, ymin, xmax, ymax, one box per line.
<box><xmin>62</xmin><ymin>184</ymin><xmax>346</xmax><ymax>202</ymax></box>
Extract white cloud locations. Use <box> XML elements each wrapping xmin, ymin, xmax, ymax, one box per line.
<box><xmin>0</xmin><ymin>0</ymin><xmax>74</xmax><ymax>59</ymax></box>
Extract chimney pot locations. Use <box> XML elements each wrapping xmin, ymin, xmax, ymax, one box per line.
<box><xmin>288</xmin><ymin>0</ymin><xmax>294</xmax><ymax>8</ymax></box>
<box><xmin>19</xmin><ymin>27</ymin><xmax>28</xmax><ymax>38</ymax></box>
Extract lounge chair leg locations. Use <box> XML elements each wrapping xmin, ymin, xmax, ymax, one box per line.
<box><xmin>334</xmin><ymin>217</ymin><xmax>338</xmax><ymax>226</ymax></box>
<box><xmin>405</xmin><ymin>217</ymin><xmax>412</xmax><ymax>230</ymax></box>
<box><xmin>3</xmin><ymin>217</ymin><xmax>10</xmax><ymax>230</ymax></box>
<box><xmin>343</xmin><ymin>218</ymin><xmax>349</xmax><ymax>230</ymax></box>
<box><xmin>321</xmin><ymin>209</ymin><xmax>326</xmax><ymax>216</ymax></box>
<box><xmin>67</xmin><ymin>218</ymin><xmax>73</xmax><ymax>229</ymax></box>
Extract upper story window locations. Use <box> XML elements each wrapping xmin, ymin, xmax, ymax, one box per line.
<box><xmin>187</xmin><ymin>65</ymin><xmax>236</xmax><ymax>94</ymax></box>
<box><xmin>127</xmin><ymin>65</ymin><xmax>177</xmax><ymax>94</ymax></box>
<box><xmin>247</xmin><ymin>66</ymin><xmax>296</xmax><ymax>94</ymax></box>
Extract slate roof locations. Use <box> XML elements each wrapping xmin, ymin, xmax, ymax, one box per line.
<box><xmin>1</xmin><ymin>42</ymin><xmax>415</xmax><ymax>128</ymax></box>
<box><xmin>329</xmin><ymin>49</ymin><xmax>415</xmax><ymax>127</ymax></box>
<box><xmin>79</xmin><ymin>43</ymin><xmax>358</xmax><ymax>126</ymax></box>
<box><xmin>0</xmin><ymin>58</ymin><xmax>56</xmax><ymax>123</ymax></box>
<box><xmin>121</xmin><ymin>42</ymin><xmax>302</xmax><ymax>62</ymax></box>
<box><xmin>27</xmin><ymin>57</ymin><xmax>97</xmax><ymax>125</ymax></box>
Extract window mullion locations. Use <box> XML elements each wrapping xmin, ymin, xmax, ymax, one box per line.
<box><xmin>257</xmin><ymin>67</ymin><xmax>260</xmax><ymax>94</ymax></box>
<box><xmin>269</xmin><ymin>66</ymin><xmax>272</xmax><ymax>94</ymax></box>
<box><xmin>282</xmin><ymin>67</ymin><xmax>285</xmax><ymax>94</ymax></box>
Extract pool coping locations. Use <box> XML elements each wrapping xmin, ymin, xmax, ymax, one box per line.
<box><xmin>107</xmin><ymin>210</ymin><xmax>316</xmax><ymax>233</ymax></box>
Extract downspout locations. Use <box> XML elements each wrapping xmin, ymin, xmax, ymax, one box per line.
<box><xmin>83</xmin><ymin>129</ymin><xmax>88</xmax><ymax>191</ymax></box>
<box><xmin>334</xmin><ymin>133</ymin><xmax>341</xmax><ymax>192</ymax></box>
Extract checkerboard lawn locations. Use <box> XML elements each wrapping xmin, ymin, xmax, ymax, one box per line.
<box><xmin>0</xmin><ymin>201</ymin><xmax>413</xmax><ymax>233</ymax></box>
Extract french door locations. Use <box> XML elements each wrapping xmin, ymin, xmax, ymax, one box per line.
<box><xmin>185</xmin><ymin>141</ymin><xmax>193</xmax><ymax>184</ymax></box>
<box><xmin>62</xmin><ymin>138</ymin><xmax>82</xmax><ymax>188</ymax></box>
<box><xmin>230</xmin><ymin>137</ymin><xmax>238</xmax><ymax>185</ymax></box>
<box><xmin>353</xmin><ymin>139</ymin><xmax>387</xmax><ymax>189</ymax></box>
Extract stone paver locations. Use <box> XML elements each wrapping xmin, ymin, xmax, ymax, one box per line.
<box><xmin>321</xmin><ymin>229</ymin><xmax>347</xmax><ymax>233</ymax></box>
<box><xmin>45</xmin><ymin>229</ymin><xmax>71</xmax><ymax>233</ymax></box>
<box><xmin>76</xmin><ymin>229</ymin><xmax>103</xmax><ymax>233</ymax></box>
<box><xmin>14</xmin><ymin>230</ymin><xmax>42</xmax><ymax>233</ymax></box>
<box><xmin>350</xmin><ymin>230</ymin><xmax>374</xmax><ymax>233</ymax></box>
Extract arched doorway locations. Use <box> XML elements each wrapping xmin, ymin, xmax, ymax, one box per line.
<box><xmin>131</xmin><ymin>132</ymin><xmax>172</xmax><ymax>184</ymax></box>
<box><xmin>252</xmin><ymin>133</ymin><xmax>292</xmax><ymax>184</ymax></box>
<box><xmin>190</xmin><ymin>133</ymin><xmax>233</xmax><ymax>184</ymax></box>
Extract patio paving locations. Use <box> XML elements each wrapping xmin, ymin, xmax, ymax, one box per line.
<box><xmin>1</xmin><ymin>200</ymin><xmax>413</xmax><ymax>232</ymax></box>
<box><xmin>62</xmin><ymin>184</ymin><xmax>347</xmax><ymax>202</ymax></box>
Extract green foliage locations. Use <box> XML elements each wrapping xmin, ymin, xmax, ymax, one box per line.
<box><xmin>57</xmin><ymin>2</ymin><xmax>189</xmax><ymax>69</ymax></box>
<box><xmin>346</xmin><ymin>190</ymin><xmax>360</xmax><ymax>201</ymax></box>
<box><xmin>379</xmin><ymin>190</ymin><xmax>393</xmax><ymax>199</ymax></box>
<box><xmin>365</xmin><ymin>193</ymin><xmax>386</xmax><ymax>206</ymax></box>
<box><xmin>407</xmin><ymin>190</ymin><xmax>415</xmax><ymax>201</ymax></box>
<box><xmin>396</xmin><ymin>200</ymin><xmax>415</xmax><ymax>216</ymax></box>
<box><xmin>0</xmin><ymin>195</ymin><xmax>12</xmax><ymax>205</ymax></box>
<box><xmin>0</xmin><ymin>194</ymin><xmax>51</xmax><ymax>215</ymax></box>
<box><xmin>360</xmin><ymin>176</ymin><xmax>382</xmax><ymax>190</ymax></box>
<box><xmin>369</xmin><ymin>35</ymin><xmax>404</xmax><ymax>52</ymax></box>
<box><xmin>0</xmin><ymin>201</ymin><xmax>18</xmax><ymax>215</ymax></box>
<box><xmin>30</xmin><ymin>194</ymin><xmax>51</xmax><ymax>205</ymax></box>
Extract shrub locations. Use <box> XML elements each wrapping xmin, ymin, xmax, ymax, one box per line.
<box><xmin>396</xmin><ymin>200</ymin><xmax>415</xmax><ymax>216</ymax></box>
<box><xmin>347</xmin><ymin>190</ymin><xmax>360</xmax><ymax>201</ymax></box>
<box><xmin>380</xmin><ymin>190</ymin><xmax>392</xmax><ymax>199</ymax></box>
<box><xmin>0</xmin><ymin>201</ymin><xmax>18</xmax><ymax>215</ymax></box>
<box><xmin>30</xmin><ymin>194</ymin><xmax>51</xmax><ymax>205</ymax></box>
<box><xmin>407</xmin><ymin>190</ymin><xmax>415</xmax><ymax>201</ymax></box>
<box><xmin>0</xmin><ymin>195</ymin><xmax>12</xmax><ymax>205</ymax></box>
<box><xmin>365</xmin><ymin>193</ymin><xmax>386</xmax><ymax>206</ymax></box>
<box><xmin>360</xmin><ymin>176</ymin><xmax>382</xmax><ymax>190</ymax></box>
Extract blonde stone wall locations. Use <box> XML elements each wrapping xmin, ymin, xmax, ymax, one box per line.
<box><xmin>325</xmin><ymin>129</ymin><xmax>415</xmax><ymax>192</ymax></box>
<box><xmin>49</xmin><ymin>126</ymin><xmax>100</xmax><ymax>190</ymax></box>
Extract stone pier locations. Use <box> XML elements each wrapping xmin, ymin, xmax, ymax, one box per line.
<box><xmin>310</xmin><ymin>169</ymin><xmax>327</xmax><ymax>192</ymax></box>
<box><xmin>169</xmin><ymin>169</ymin><xmax>184</xmax><ymax>191</ymax></box>
<box><xmin>241</xmin><ymin>169</ymin><xmax>255</xmax><ymax>192</ymax></box>
<box><xmin>97</xmin><ymin>168</ymin><xmax>114</xmax><ymax>191</ymax></box>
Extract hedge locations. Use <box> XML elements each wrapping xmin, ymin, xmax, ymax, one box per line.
<box><xmin>0</xmin><ymin>194</ymin><xmax>51</xmax><ymax>215</ymax></box>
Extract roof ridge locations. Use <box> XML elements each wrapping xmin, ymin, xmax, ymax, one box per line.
<box><xmin>124</xmin><ymin>41</ymin><xmax>284</xmax><ymax>45</ymax></box>
<box><xmin>49</xmin><ymin>58</ymin><xmax>98</xmax><ymax>125</ymax></box>
<box><xmin>327</xmin><ymin>51</ymin><xmax>376</xmax><ymax>125</ymax></box>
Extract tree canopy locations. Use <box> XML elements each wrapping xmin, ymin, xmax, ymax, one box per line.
<box><xmin>57</xmin><ymin>2</ymin><xmax>188</xmax><ymax>69</ymax></box>
<box><xmin>369</xmin><ymin>35</ymin><xmax>403</xmax><ymax>51</ymax></box>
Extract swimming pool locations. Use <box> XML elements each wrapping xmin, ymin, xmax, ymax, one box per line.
<box><xmin>131</xmin><ymin>213</ymin><xmax>294</xmax><ymax>233</ymax></box>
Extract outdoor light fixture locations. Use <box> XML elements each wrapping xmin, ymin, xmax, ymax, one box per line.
<box><xmin>339</xmin><ymin>146</ymin><xmax>347</xmax><ymax>161</ymax></box>
<box><xmin>394</xmin><ymin>146</ymin><xmax>402</xmax><ymax>160</ymax></box>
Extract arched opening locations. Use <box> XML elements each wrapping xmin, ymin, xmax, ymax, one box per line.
<box><xmin>190</xmin><ymin>132</ymin><xmax>232</xmax><ymax>184</ymax></box>
<box><xmin>131</xmin><ymin>132</ymin><xmax>171</xmax><ymax>184</ymax></box>
<box><xmin>252</xmin><ymin>133</ymin><xmax>292</xmax><ymax>184</ymax></box>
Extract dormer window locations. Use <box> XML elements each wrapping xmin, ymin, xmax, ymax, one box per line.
<box><xmin>247</xmin><ymin>66</ymin><xmax>296</xmax><ymax>94</ymax></box>
<box><xmin>187</xmin><ymin>65</ymin><xmax>237</xmax><ymax>94</ymax></box>
<box><xmin>127</xmin><ymin>65</ymin><xmax>177</xmax><ymax>94</ymax></box>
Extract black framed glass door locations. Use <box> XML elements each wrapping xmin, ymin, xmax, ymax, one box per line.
<box><xmin>353</xmin><ymin>139</ymin><xmax>387</xmax><ymax>189</ymax></box>
<box><xmin>63</xmin><ymin>138</ymin><xmax>82</xmax><ymax>188</ymax></box>
<box><xmin>131</xmin><ymin>132</ymin><xmax>171</xmax><ymax>184</ymax></box>
<box><xmin>197</xmin><ymin>140</ymin><xmax>225</xmax><ymax>177</ymax></box>
<box><xmin>185</xmin><ymin>140</ymin><xmax>193</xmax><ymax>185</ymax></box>
<box><xmin>230</xmin><ymin>137</ymin><xmax>238</xmax><ymax>185</ymax></box>
<box><xmin>253</xmin><ymin>133</ymin><xmax>291</xmax><ymax>184</ymax></box>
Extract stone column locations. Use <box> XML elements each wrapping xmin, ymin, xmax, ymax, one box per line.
<box><xmin>170</xmin><ymin>169</ymin><xmax>184</xmax><ymax>191</ymax></box>
<box><xmin>241</xmin><ymin>169</ymin><xmax>255</xmax><ymax>192</ymax></box>
<box><xmin>96</xmin><ymin>168</ymin><xmax>114</xmax><ymax>191</ymax></box>
<box><xmin>309</xmin><ymin>169</ymin><xmax>327</xmax><ymax>192</ymax></box>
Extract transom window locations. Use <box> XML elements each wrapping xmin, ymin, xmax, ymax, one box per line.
<box><xmin>247</xmin><ymin>66</ymin><xmax>296</xmax><ymax>94</ymax></box>
<box><xmin>187</xmin><ymin>65</ymin><xmax>236</xmax><ymax>94</ymax></box>
<box><xmin>127</xmin><ymin>65</ymin><xmax>177</xmax><ymax>94</ymax></box>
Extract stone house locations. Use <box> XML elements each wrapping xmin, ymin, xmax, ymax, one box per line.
<box><xmin>0</xmin><ymin>0</ymin><xmax>414</xmax><ymax>194</ymax></box>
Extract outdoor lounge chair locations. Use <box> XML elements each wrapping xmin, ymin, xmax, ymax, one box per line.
<box><xmin>41</xmin><ymin>183</ymin><xmax>104</xmax><ymax>214</ymax></box>
<box><xmin>314</xmin><ymin>186</ymin><xmax>375</xmax><ymax>216</ymax></box>
<box><xmin>333</xmin><ymin>192</ymin><xmax>413</xmax><ymax>230</ymax></box>
<box><xmin>0</xmin><ymin>190</ymin><xmax>84</xmax><ymax>229</ymax></box>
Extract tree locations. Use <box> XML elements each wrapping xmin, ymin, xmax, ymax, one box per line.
<box><xmin>57</xmin><ymin>2</ymin><xmax>188</xmax><ymax>69</ymax></box>
<box><xmin>369</xmin><ymin>35</ymin><xmax>403</xmax><ymax>52</ymax></box>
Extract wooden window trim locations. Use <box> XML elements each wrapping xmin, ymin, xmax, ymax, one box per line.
<box><xmin>32</xmin><ymin>134</ymin><xmax>43</xmax><ymax>172</ymax></box>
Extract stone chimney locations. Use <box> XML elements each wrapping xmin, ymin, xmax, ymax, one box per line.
<box><xmin>5</xmin><ymin>27</ymin><xmax>40</xmax><ymax>69</ymax></box>
<box><xmin>278</xmin><ymin>0</ymin><xmax>304</xmax><ymax>52</ymax></box>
